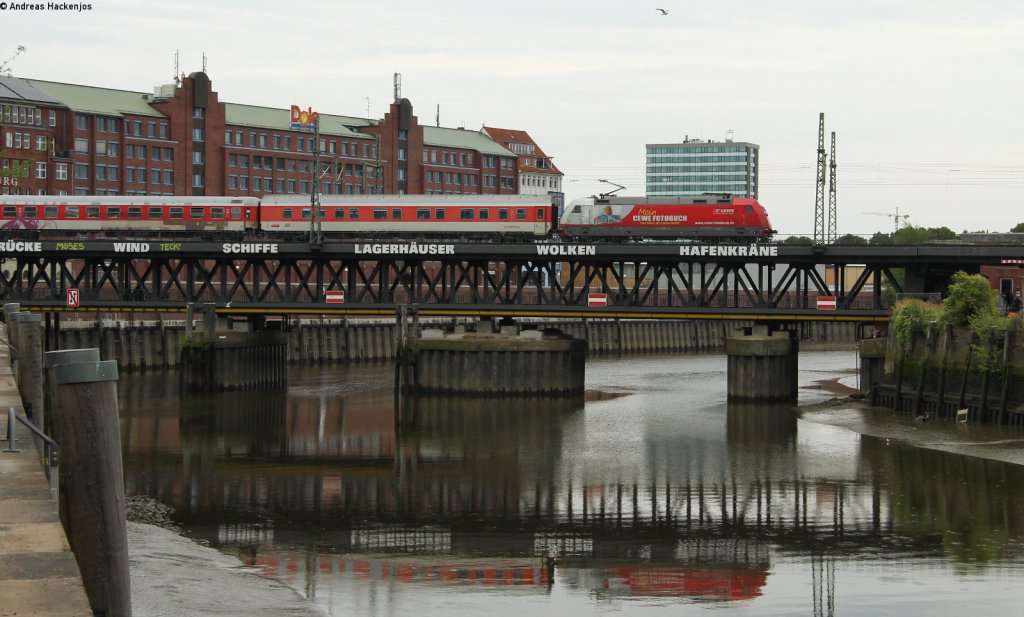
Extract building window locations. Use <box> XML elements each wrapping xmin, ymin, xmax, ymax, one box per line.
<box><xmin>192</xmin><ymin>174</ymin><xmax>204</xmax><ymax>188</ymax></box>
<box><xmin>193</xmin><ymin>128</ymin><xmax>205</xmax><ymax>142</ymax></box>
<box><xmin>398</xmin><ymin>148</ymin><xmax>407</xmax><ymax>161</ymax></box>
<box><xmin>164</xmin><ymin>170</ymin><xmax>173</xmax><ymax>185</ymax></box>
<box><xmin>74</xmin><ymin>138</ymin><xmax>88</xmax><ymax>153</ymax></box>
<box><xmin>35</xmin><ymin>162</ymin><xmax>46</xmax><ymax>179</ymax></box>
<box><xmin>74</xmin><ymin>163</ymin><xmax>88</xmax><ymax>180</ymax></box>
<box><xmin>75</xmin><ymin>114</ymin><xmax>88</xmax><ymax>130</ymax></box>
<box><xmin>56</xmin><ymin>163</ymin><xmax>68</xmax><ymax>181</ymax></box>
<box><xmin>148</xmin><ymin>122</ymin><xmax>156</xmax><ymax>138</ymax></box>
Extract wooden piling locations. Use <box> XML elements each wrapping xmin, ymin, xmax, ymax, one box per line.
<box><xmin>52</xmin><ymin>359</ymin><xmax>132</xmax><ymax>617</ymax></box>
<box><xmin>14</xmin><ymin>312</ymin><xmax>44</xmax><ymax>447</ymax></box>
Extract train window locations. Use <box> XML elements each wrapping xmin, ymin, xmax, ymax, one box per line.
<box><xmin>211</xmin><ymin>208</ymin><xmax>224</xmax><ymax>219</ymax></box>
<box><xmin>334</xmin><ymin>208</ymin><xmax>345</xmax><ymax>220</ymax></box>
<box><xmin>498</xmin><ymin>209</ymin><xmax>508</xmax><ymax>220</ymax></box>
<box><xmin>44</xmin><ymin>206</ymin><xmax>58</xmax><ymax>218</ymax></box>
<box><xmin>169</xmin><ymin>208</ymin><xmax>183</xmax><ymax>219</ymax></box>
<box><xmin>479</xmin><ymin>209</ymin><xmax>489</xmax><ymax>220</ymax></box>
<box><xmin>148</xmin><ymin>207</ymin><xmax>162</xmax><ymax>219</ymax></box>
<box><xmin>231</xmin><ymin>207</ymin><xmax>241</xmax><ymax>219</ymax></box>
<box><xmin>392</xmin><ymin>208</ymin><xmax>402</xmax><ymax>220</ymax></box>
<box><xmin>1</xmin><ymin>206</ymin><xmax>15</xmax><ymax>218</ymax></box>
<box><xmin>460</xmin><ymin>208</ymin><xmax>474</xmax><ymax>220</ymax></box>
<box><xmin>416</xmin><ymin>208</ymin><xmax>430</xmax><ymax>220</ymax></box>
<box><xmin>302</xmin><ymin>208</ymin><xmax>311</xmax><ymax>220</ymax></box>
<box><xmin>373</xmin><ymin>209</ymin><xmax>387</xmax><ymax>220</ymax></box>
<box><xmin>24</xmin><ymin>206</ymin><xmax>37</xmax><ymax>218</ymax></box>
<box><xmin>434</xmin><ymin>208</ymin><xmax>445</xmax><ymax>220</ymax></box>
<box><xmin>282</xmin><ymin>208</ymin><xmax>293</xmax><ymax>220</ymax></box>
<box><xmin>127</xmin><ymin>207</ymin><xmax>143</xmax><ymax>219</ymax></box>
<box><xmin>107</xmin><ymin>207</ymin><xmax>121</xmax><ymax>219</ymax></box>
<box><xmin>536</xmin><ymin>209</ymin><xmax>545</xmax><ymax>220</ymax></box>
<box><xmin>66</xmin><ymin>206</ymin><xmax>79</xmax><ymax>218</ymax></box>
<box><xmin>515</xmin><ymin>208</ymin><xmax>526</xmax><ymax>220</ymax></box>
<box><xmin>349</xmin><ymin>208</ymin><xmax>359</xmax><ymax>219</ymax></box>
<box><xmin>190</xmin><ymin>207</ymin><xmax>204</xmax><ymax>219</ymax></box>
<box><xmin>87</xmin><ymin>207</ymin><xmax>100</xmax><ymax>219</ymax></box>
<box><xmin>571</xmin><ymin>205</ymin><xmax>581</xmax><ymax>213</ymax></box>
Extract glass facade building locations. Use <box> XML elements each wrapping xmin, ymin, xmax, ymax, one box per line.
<box><xmin>645</xmin><ymin>140</ymin><xmax>758</xmax><ymax>198</ymax></box>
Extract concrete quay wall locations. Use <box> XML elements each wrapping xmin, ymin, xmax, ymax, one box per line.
<box><xmin>50</xmin><ymin>317</ymin><xmax>861</xmax><ymax>369</ymax></box>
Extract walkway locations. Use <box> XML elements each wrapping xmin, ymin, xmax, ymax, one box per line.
<box><xmin>0</xmin><ymin>325</ymin><xmax>92</xmax><ymax>616</ymax></box>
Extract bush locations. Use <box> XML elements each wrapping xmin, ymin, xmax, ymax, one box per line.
<box><xmin>968</xmin><ymin>312</ymin><xmax>1022</xmax><ymax>371</ymax></box>
<box><xmin>942</xmin><ymin>271</ymin><xmax>998</xmax><ymax>327</ymax></box>
<box><xmin>891</xmin><ymin>299</ymin><xmax>943</xmax><ymax>352</ymax></box>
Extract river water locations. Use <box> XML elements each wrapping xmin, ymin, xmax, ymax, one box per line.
<box><xmin>118</xmin><ymin>349</ymin><xmax>1024</xmax><ymax>616</ymax></box>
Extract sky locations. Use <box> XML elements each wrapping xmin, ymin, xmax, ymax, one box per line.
<box><xmin>2</xmin><ymin>0</ymin><xmax>1023</xmax><ymax>237</ymax></box>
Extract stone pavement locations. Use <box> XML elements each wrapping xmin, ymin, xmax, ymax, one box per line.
<box><xmin>0</xmin><ymin>324</ymin><xmax>92</xmax><ymax>616</ymax></box>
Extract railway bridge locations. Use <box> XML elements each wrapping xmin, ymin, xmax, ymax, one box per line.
<box><xmin>0</xmin><ymin>240</ymin><xmax>1018</xmax><ymax>323</ymax></box>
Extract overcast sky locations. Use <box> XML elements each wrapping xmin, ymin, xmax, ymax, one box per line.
<box><xmin>4</xmin><ymin>0</ymin><xmax>1023</xmax><ymax>236</ymax></box>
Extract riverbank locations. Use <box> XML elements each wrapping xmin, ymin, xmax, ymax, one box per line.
<box><xmin>127</xmin><ymin>521</ymin><xmax>325</xmax><ymax>617</ymax></box>
<box><xmin>798</xmin><ymin>383</ymin><xmax>1024</xmax><ymax>466</ymax></box>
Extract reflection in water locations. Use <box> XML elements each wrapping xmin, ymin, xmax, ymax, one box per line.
<box><xmin>118</xmin><ymin>355</ymin><xmax>1024</xmax><ymax>616</ymax></box>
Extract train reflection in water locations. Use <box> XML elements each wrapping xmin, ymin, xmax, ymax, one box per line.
<box><xmin>118</xmin><ymin>361</ymin><xmax>1024</xmax><ymax>610</ymax></box>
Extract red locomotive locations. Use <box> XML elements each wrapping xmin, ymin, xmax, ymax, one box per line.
<box><xmin>558</xmin><ymin>194</ymin><xmax>775</xmax><ymax>241</ymax></box>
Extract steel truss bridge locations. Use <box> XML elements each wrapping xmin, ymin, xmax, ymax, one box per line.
<box><xmin>0</xmin><ymin>240</ymin><xmax>1018</xmax><ymax>320</ymax></box>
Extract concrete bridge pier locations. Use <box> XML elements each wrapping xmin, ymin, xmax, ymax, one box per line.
<box><xmin>180</xmin><ymin>303</ymin><xmax>287</xmax><ymax>392</ymax></box>
<box><xmin>726</xmin><ymin>325</ymin><xmax>798</xmax><ymax>402</ymax></box>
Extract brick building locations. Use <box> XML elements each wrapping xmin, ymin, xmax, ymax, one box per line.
<box><xmin>481</xmin><ymin>127</ymin><xmax>563</xmax><ymax>197</ymax></box>
<box><xmin>0</xmin><ymin>72</ymin><xmax>560</xmax><ymax>201</ymax></box>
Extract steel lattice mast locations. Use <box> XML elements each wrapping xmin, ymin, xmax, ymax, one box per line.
<box><xmin>309</xmin><ymin>115</ymin><xmax>323</xmax><ymax>245</ymax></box>
<box><xmin>814</xmin><ymin>113</ymin><xmax>827</xmax><ymax>245</ymax></box>
<box><xmin>827</xmin><ymin>131</ymin><xmax>837</xmax><ymax>244</ymax></box>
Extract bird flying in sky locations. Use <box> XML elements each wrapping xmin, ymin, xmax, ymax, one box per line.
<box><xmin>656</xmin><ymin>8</ymin><xmax>668</xmax><ymax>15</ymax></box>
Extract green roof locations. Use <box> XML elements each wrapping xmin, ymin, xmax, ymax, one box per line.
<box><xmin>424</xmin><ymin>126</ymin><xmax>513</xmax><ymax>157</ymax></box>
<box><xmin>225</xmin><ymin>103</ymin><xmax>372</xmax><ymax>139</ymax></box>
<box><xmin>23</xmin><ymin>79</ymin><xmax>166</xmax><ymax>118</ymax></box>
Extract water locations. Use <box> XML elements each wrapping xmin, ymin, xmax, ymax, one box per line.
<box><xmin>119</xmin><ymin>350</ymin><xmax>1024</xmax><ymax>616</ymax></box>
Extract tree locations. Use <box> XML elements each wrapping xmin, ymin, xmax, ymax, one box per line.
<box><xmin>942</xmin><ymin>271</ymin><xmax>997</xmax><ymax>327</ymax></box>
<box><xmin>0</xmin><ymin>45</ymin><xmax>25</xmax><ymax>77</ymax></box>
<box><xmin>891</xmin><ymin>226</ymin><xmax>931</xmax><ymax>245</ymax></box>
<box><xmin>833</xmin><ymin>233</ymin><xmax>868</xmax><ymax>246</ymax></box>
<box><xmin>1011</xmin><ymin>223</ymin><xmax>1024</xmax><ymax>233</ymax></box>
<box><xmin>783</xmin><ymin>235</ymin><xmax>814</xmax><ymax>245</ymax></box>
<box><xmin>869</xmin><ymin>232</ymin><xmax>893</xmax><ymax>246</ymax></box>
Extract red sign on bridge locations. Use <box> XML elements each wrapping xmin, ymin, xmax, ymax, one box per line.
<box><xmin>587</xmin><ymin>293</ymin><xmax>608</xmax><ymax>307</ymax></box>
<box><xmin>325</xmin><ymin>290</ymin><xmax>345</xmax><ymax>304</ymax></box>
<box><xmin>816</xmin><ymin>296</ymin><xmax>837</xmax><ymax>310</ymax></box>
<box><xmin>66</xmin><ymin>288</ymin><xmax>80</xmax><ymax>308</ymax></box>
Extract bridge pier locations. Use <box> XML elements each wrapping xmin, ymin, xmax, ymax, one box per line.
<box><xmin>397</xmin><ymin>315</ymin><xmax>586</xmax><ymax>396</ymax></box>
<box><xmin>726</xmin><ymin>325</ymin><xmax>798</xmax><ymax>402</ymax></box>
<box><xmin>180</xmin><ymin>303</ymin><xmax>287</xmax><ymax>392</ymax></box>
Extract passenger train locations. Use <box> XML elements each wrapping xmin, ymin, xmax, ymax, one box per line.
<box><xmin>0</xmin><ymin>193</ymin><xmax>775</xmax><ymax>242</ymax></box>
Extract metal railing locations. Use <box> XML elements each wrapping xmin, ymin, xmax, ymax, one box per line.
<box><xmin>2</xmin><ymin>407</ymin><xmax>60</xmax><ymax>506</ymax></box>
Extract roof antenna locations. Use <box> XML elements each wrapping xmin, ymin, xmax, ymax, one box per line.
<box><xmin>436</xmin><ymin>103</ymin><xmax>440</xmax><ymax>128</ymax></box>
<box><xmin>597</xmin><ymin>179</ymin><xmax>626</xmax><ymax>198</ymax></box>
<box><xmin>202</xmin><ymin>52</ymin><xmax>207</xmax><ymax>73</ymax></box>
<box><xmin>393</xmin><ymin>72</ymin><xmax>401</xmax><ymax>101</ymax></box>
<box><xmin>174</xmin><ymin>50</ymin><xmax>180</xmax><ymax>86</ymax></box>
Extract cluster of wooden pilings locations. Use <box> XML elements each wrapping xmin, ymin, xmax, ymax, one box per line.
<box><xmin>871</xmin><ymin>322</ymin><xmax>1024</xmax><ymax>426</ymax></box>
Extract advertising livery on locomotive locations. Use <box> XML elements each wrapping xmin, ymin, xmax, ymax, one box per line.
<box><xmin>0</xmin><ymin>193</ymin><xmax>774</xmax><ymax>242</ymax></box>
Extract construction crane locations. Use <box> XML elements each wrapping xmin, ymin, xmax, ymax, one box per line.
<box><xmin>863</xmin><ymin>208</ymin><xmax>910</xmax><ymax>234</ymax></box>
